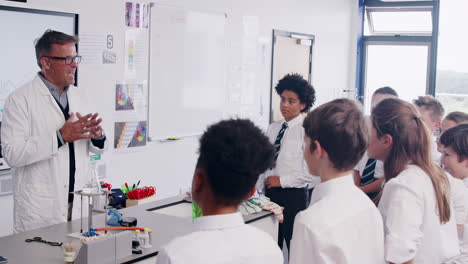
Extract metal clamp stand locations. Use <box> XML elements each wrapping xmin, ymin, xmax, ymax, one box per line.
<box><xmin>75</xmin><ymin>189</ymin><xmax>110</xmax><ymax>235</ymax></box>
<box><xmin>71</xmin><ymin>190</ymin><xmax>133</xmax><ymax>264</ymax></box>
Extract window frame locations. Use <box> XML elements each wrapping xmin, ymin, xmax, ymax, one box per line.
<box><xmin>366</xmin><ymin>7</ymin><xmax>433</xmax><ymax>36</ymax></box>
<box><xmin>356</xmin><ymin>0</ymin><xmax>440</xmax><ymax>102</ymax></box>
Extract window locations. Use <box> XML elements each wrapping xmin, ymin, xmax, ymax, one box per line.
<box><xmin>357</xmin><ymin>0</ymin><xmax>439</xmax><ymax>113</ymax></box>
<box><xmin>363</xmin><ymin>44</ymin><xmax>429</xmax><ymax>112</ymax></box>
<box><xmin>366</xmin><ymin>9</ymin><xmax>432</xmax><ymax>35</ymax></box>
<box><xmin>435</xmin><ymin>0</ymin><xmax>468</xmax><ymax>113</ymax></box>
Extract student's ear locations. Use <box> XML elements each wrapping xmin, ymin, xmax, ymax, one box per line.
<box><xmin>192</xmin><ymin>167</ymin><xmax>206</xmax><ymax>195</ymax></box>
<box><xmin>382</xmin><ymin>134</ymin><xmax>393</xmax><ymax>148</ymax></box>
<box><xmin>244</xmin><ymin>184</ymin><xmax>257</xmax><ymax>201</ymax></box>
<box><xmin>434</xmin><ymin>120</ymin><xmax>441</xmax><ymax>130</ymax></box>
<box><xmin>299</xmin><ymin>102</ymin><xmax>306</xmax><ymax>112</ymax></box>
<box><xmin>463</xmin><ymin>159</ymin><xmax>468</xmax><ymax>169</ymax></box>
<box><xmin>313</xmin><ymin>140</ymin><xmax>327</xmax><ymax>159</ymax></box>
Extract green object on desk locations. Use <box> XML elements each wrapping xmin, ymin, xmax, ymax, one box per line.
<box><xmin>192</xmin><ymin>201</ymin><xmax>203</xmax><ymax>221</ymax></box>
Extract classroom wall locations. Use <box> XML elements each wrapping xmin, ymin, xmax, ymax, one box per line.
<box><xmin>0</xmin><ymin>0</ymin><xmax>358</xmax><ymax>237</ymax></box>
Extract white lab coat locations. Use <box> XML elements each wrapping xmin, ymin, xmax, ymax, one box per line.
<box><xmin>1</xmin><ymin>75</ymin><xmax>106</xmax><ymax>233</ymax></box>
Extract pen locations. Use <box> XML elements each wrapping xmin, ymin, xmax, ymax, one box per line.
<box><xmin>166</xmin><ymin>137</ymin><xmax>181</xmax><ymax>140</ymax></box>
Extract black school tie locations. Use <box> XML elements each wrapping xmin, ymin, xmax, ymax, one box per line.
<box><xmin>361</xmin><ymin>158</ymin><xmax>377</xmax><ymax>185</ymax></box>
<box><xmin>274</xmin><ymin>122</ymin><xmax>288</xmax><ymax>161</ymax></box>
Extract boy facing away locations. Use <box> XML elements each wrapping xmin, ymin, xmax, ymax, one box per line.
<box><xmin>290</xmin><ymin>99</ymin><xmax>385</xmax><ymax>264</ymax></box>
<box><xmin>157</xmin><ymin>119</ymin><xmax>283</xmax><ymax>264</ymax></box>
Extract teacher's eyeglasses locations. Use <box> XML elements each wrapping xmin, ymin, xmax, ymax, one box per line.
<box><xmin>43</xmin><ymin>55</ymin><xmax>82</xmax><ymax>65</ymax></box>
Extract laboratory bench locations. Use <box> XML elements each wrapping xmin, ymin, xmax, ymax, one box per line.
<box><xmin>0</xmin><ymin>195</ymin><xmax>278</xmax><ymax>263</ymax></box>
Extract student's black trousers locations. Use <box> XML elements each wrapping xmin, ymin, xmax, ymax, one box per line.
<box><xmin>265</xmin><ymin>187</ymin><xmax>308</xmax><ymax>251</ymax></box>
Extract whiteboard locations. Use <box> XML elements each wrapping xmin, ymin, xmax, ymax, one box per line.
<box><xmin>149</xmin><ymin>4</ymin><xmax>226</xmax><ymax>140</ymax></box>
<box><xmin>0</xmin><ymin>6</ymin><xmax>77</xmax><ymax>120</ymax></box>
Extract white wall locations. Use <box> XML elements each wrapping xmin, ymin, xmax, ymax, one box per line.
<box><xmin>0</xmin><ymin>0</ymin><xmax>358</xmax><ymax>237</ymax></box>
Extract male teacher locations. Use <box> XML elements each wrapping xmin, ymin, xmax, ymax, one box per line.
<box><xmin>1</xmin><ymin>30</ymin><xmax>106</xmax><ymax>233</ymax></box>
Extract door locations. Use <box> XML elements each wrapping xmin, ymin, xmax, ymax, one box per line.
<box><xmin>270</xmin><ymin>30</ymin><xmax>314</xmax><ymax>122</ymax></box>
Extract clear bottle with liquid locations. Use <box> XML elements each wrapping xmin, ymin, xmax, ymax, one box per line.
<box><xmin>82</xmin><ymin>162</ymin><xmax>101</xmax><ymax>194</ymax></box>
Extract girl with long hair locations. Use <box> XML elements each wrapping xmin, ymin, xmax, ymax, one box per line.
<box><xmin>368</xmin><ymin>98</ymin><xmax>459</xmax><ymax>264</ymax></box>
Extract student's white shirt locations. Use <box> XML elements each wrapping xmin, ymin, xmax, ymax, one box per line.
<box><xmin>460</xmin><ymin>177</ymin><xmax>468</xmax><ymax>261</ymax></box>
<box><xmin>354</xmin><ymin>151</ymin><xmax>384</xmax><ymax>179</ymax></box>
<box><xmin>290</xmin><ymin>175</ymin><xmax>385</xmax><ymax>264</ymax></box>
<box><xmin>442</xmin><ymin>176</ymin><xmax>468</xmax><ymax>264</ymax></box>
<box><xmin>379</xmin><ymin>165</ymin><xmax>460</xmax><ymax>264</ymax></box>
<box><xmin>448</xmin><ymin>175</ymin><xmax>468</xmax><ymax>226</ymax></box>
<box><xmin>156</xmin><ymin>212</ymin><xmax>283</xmax><ymax>264</ymax></box>
<box><xmin>457</xmin><ymin>177</ymin><xmax>468</xmax><ymax>256</ymax></box>
<box><xmin>257</xmin><ymin>114</ymin><xmax>319</xmax><ymax>190</ymax></box>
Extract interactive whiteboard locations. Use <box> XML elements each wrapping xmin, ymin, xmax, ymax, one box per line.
<box><xmin>149</xmin><ymin>4</ymin><xmax>226</xmax><ymax>140</ymax></box>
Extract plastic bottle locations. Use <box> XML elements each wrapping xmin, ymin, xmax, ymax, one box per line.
<box><xmin>89</xmin><ymin>162</ymin><xmax>101</xmax><ymax>191</ymax></box>
<box><xmin>82</xmin><ymin>162</ymin><xmax>101</xmax><ymax>194</ymax></box>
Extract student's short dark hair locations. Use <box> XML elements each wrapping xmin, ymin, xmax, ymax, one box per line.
<box><xmin>35</xmin><ymin>29</ymin><xmax>78</xmax><ymax>69</ymax></box>
<box><xmin>440</xmin><ymin>124</ymin><xmax>468</xmax><ymax>162</ymax></box>
<box><xmin>445</xmin><ymin>111</ymin><xmax>468</xmax><ymax>124</ymax></box>
<box><xmin>303</xmin><ymin>98</ymin><xmax>368</xmax><ymax>171</ymax></box>
<box><xmin>413</xmin><ymin>95</ymin><xmax>445</xmax><ymax>121</ymax></box>
<box><xmin>275</xmin><ymin>73</ymin><xmax>316</xmax><ymax>112</ymax></box>
<box><xmin>197</xmin><ymin>119</ymin><xmax>275</xmax><ymax>206</ymax></box>
<box><xmin>373</xmin><ymin>86</ymin><xmax>398</xmax><ymax>97</ymax></box>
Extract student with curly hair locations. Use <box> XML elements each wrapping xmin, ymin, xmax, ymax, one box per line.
<box><xmin>369</xmin><ymin>98</ymin><xmax>460</xmax><ymax>263</ymax></box>
<box><xmin>157</xmin><ymin>119</ymin><xmax>282</xmax><ymax>264</ymax></box>
<box><xmin>259</xmin><ymin>73</ymin><xmax>318</xmax><ymax>252</ymax></box>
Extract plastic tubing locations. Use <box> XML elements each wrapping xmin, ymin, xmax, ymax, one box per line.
<box><xmin>95</xmin><ymin>227</ymin><xmax>148</xmax><ymax>232</ymax></box>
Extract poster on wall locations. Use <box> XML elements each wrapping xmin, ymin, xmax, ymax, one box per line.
<box><xmin>113</xmin><ymin>81</ymin><xmax>148</xmax><ymax>151</ymax></box>
<box><xmin>124</xmin><ymin>29</ymin><xmax>149</xmax><ymax>79</ymax></box>
<box><xmin>125</xmin><ymin>2</ymin><xmax>149</xmax><ymax>28</ymax></box>
<box><xmin>119</xmin><ymin>2</ymin><xmax>150</xmax><ymax>150</ymax></box>
<box><xmin>80</xmin><ymin>34</ymin><xmax>117</xmax><ymax>65</ymax></box>
<box><xmin>114</xmin><ymin>121</ymin><xmax>147</xmax><ymax>149</ymax></box>
<box><xmin>115</xmin><ymin>82</ymin><xmax>146</xmax><ymax>112</ymax></box>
